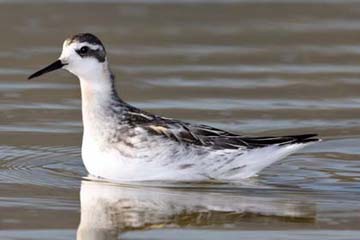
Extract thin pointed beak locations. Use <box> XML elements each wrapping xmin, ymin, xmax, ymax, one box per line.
<box><xmin>28</xmin><ymin>59</ymin><xmax>67</xmax><ymax>80</ymax></box>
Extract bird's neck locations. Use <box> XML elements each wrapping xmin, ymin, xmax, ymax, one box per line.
<box><xmin>78</xmin><ymin>67</ymin><xmax>126</xmax><ymax>135</ymax></box>
<box><xmin>79</xmin><ymin>70</ymin><xmax>117</xmax><ymax>107</ymax></box>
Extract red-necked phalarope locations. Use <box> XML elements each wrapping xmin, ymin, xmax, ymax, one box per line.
<box><xmin>28</xmin><ymin>33</ymin><xmax>320</xmax><ymax>182</ymax></box>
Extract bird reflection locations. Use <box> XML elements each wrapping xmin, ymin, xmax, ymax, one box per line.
<box><xmin>77</xmin><ymin>180</ymin><xmax>315</xmax><ymax>240</ymax></box>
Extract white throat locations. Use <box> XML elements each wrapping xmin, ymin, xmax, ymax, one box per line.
<box><xmin>73</xmin><ymin>61</ymin><xmax>119</xmax><ymax>140</ymax></box>
<box><xmin>74</xmin><ymin>61</ymin><xmax>114</xmax><ymax>105</ymax></box>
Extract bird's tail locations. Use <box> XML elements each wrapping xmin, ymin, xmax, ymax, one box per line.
<box><xmin>217</xmin><ymin>135</ymin><xmax>320</xmax><ymax>180</ymax></box>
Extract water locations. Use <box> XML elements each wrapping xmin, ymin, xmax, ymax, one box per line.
<box><xmin>0</xmin><ymin>1</ymin><xmax>360</xmax><ymax>239</ymax></box>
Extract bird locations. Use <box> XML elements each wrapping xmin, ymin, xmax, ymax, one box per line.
<box><xmin>28</xmin><ymin>33</ymin><xmax>320</xmax><ymax>182</ymax></box>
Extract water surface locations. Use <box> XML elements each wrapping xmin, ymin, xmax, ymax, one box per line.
<box><xmin>0</xmin><ymin>1</ymin><xmax>359</xmax><ymax>239</ymax></box>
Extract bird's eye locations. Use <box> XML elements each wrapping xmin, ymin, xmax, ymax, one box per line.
<box><xmin>79</xmin><ymin>46</ymin><xmax>89</xmax><ymax>54</ymax></box>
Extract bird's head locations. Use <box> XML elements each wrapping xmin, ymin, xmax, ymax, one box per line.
<box><xmin>28</xmin><ymin>33</ymin><xmax>108</xmax><ymax>80</ymax></box>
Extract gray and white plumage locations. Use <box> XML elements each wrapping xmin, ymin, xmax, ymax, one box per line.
<box><xmin>28</xmin><ymin>33</ymin><xmax>320</xmax><ymax>182</ymax></box>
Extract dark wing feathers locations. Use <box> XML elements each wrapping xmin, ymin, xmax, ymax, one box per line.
<box><xmin>239</xmin><ymin>134</ymin><xmax>319</xmax><ymax>147</ymax></box>
<box><xmin>125</xmin><ymin>110</ymin><xmax>319</xmax><ymax>150</ymax></box>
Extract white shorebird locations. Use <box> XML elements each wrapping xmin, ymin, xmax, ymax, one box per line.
<box><xmin>28</xmin><ymin>33</ymin><xmax>320</xmax><ymax>182</ymax></box>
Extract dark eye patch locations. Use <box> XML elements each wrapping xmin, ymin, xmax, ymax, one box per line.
<box><xmin>75</xmin><ymin>45</ymin><xmax>106</xmax><ymax>63</ymax></box>
<box><xmin>79</xmin><ymin>46</ymin><xmax>89</xmax><ymax>54</ymax></box>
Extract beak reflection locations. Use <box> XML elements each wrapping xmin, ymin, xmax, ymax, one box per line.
<box><xmin>28</xmin><ymin>59</ymin><xmax>66</xmax><ymax>80</ymax></box>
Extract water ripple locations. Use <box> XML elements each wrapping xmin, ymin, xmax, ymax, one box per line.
<box><xmin>118</xmin><ymin>64</ymin><xmax>360</xmax><ymax>74</ymax></box>
<box><xmin>134</xmin><ymin>98</ymin><xmax>360</xmax><ymax>110</ymax></box>
<box><xmin>0</xmin><ymin>145</ymin><xmax>83</xmax><ymax>188</ymax></box>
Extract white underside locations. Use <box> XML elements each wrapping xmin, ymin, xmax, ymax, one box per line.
<box><xmin>82</xmin><ymin>133</ymin><xmax>310</xmax><ymax>182</ymax></box>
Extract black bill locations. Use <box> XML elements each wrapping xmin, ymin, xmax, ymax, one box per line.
<box><xmin>28</xmin><ymin>60</ymin><xmax>66</xmax><ymax>80</ymax></box>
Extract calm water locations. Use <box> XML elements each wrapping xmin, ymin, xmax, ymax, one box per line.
<box><xmin>0</xmin><ymin>1</ymin><xmax>360</xmax><ymax>239</ymax></box>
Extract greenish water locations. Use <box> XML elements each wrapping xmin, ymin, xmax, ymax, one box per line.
<box><xmin>0</xmin><ymin>1</ymin><xmax>359</xmax><ymax>239</ymax></box>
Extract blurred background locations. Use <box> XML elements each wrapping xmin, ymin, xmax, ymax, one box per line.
<box><xmin>0</xmin><ymin>1</ymin><xmax>360</xmax><ymax>239</ymax></box>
